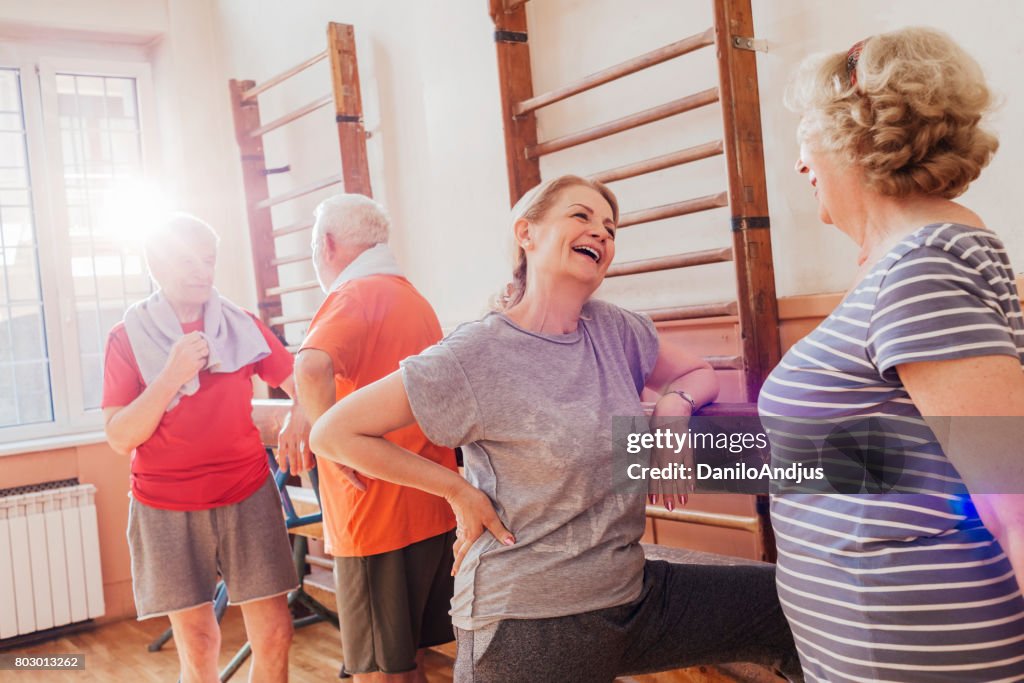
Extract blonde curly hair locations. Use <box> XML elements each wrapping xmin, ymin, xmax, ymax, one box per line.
<box><xmin>786</xmin><ymin>27</ymin><xmax>998</xmax><ymax>199</ymax></box>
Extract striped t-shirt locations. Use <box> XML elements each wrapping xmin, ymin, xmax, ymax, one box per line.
<box><xmin>759</xmin><ymin>223</ymin><xmax>1024</xmax><ymax>682</ymax></box>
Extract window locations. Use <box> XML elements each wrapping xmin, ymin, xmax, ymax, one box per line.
<box><xmin>0</xmin><ymin>54</ymin><xmax>158</xmax><ymax>443</ymax></box>
<box><xmin>0</xmin><ymin>68</ymin><xmax>50</xmax><ymax>430</ymax></box>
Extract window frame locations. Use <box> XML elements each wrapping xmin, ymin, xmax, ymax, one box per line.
<box><xmin>0</xmin><ymin>47</ymin><xmax>161</xmax><ymax>446</ymax></box>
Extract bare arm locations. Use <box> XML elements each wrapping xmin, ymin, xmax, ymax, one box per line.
<box><xmin>293</xmin><ymin>349</ymin><xmax>338</xmax><ymax>423</ymax></box>
<box><xmin>103</xmin><ymin>332</ymin><xmax>208</xmax><ymax>455</ymax></box>
<box><xmin>645</xmin><ymin>338</ymin><xmax>720</xmax><ymax>416</ymax></box>
<box><xmin>898</xmin><ymin>354</ymin><xmax>1024</xmax><ymax>590</ymax></box>
<box><xmin>309</xmin><ymin>370</ymin><xmax>514</xmax><ymax>572</ymax></box>
<box><xmin>643</xmin><ymin>338</ymin><xmax>720</xmax><ymax>508</ymax></box>
<box><xmin>274</xmin><ymin>374</ymin><xmax>314</xmax><ymax>475</ymax></box>
<box><xmin>292</xmin><ymin>348</ymin><xmax>372</xmax><ymax>487</ymax></box>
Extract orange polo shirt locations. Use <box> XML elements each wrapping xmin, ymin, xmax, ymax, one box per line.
<box><xmin>301</xmin><ymin>274</ymin><xmax>457</xmax><ymax>557</ymax></box>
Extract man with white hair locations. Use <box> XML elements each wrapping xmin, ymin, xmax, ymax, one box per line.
<box><xmin>292</xmin><ymin>194</ymin><xmax>457</xmax><ymax>682</ymax></box>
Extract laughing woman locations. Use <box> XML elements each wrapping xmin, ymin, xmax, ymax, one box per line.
<box><xmin>309</xmin><ymin>175</ymin><xmax>801</xmax><ymax>682</ymax></box>
<box><xmin>761</xmin><ymin>28</ymin><xmax>1024</xmax><ymax>682</ymax></box>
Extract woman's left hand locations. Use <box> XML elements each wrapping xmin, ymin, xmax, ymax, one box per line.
<box><xmin>649</xmin><ymin>393</ymin><xmax>695</xmax><ymax>510</ymax></box>
<box><xmin>278</xmin><ymin>404</ymin><xmax>314</xmax><ymax>475</ymax></box>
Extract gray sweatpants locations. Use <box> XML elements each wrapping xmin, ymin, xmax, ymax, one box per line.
<box><xmin>454</xmin><ymin>559</ymin><xmax>801</xmax><ymax>683</ymax></box>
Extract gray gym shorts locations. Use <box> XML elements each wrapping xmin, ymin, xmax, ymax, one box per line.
<box><xmin>127</xmin><ymin>474</ymin><xmax>299</xmax><ymax>619</ymax></box>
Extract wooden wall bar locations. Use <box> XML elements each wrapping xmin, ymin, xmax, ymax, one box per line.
<box><xmin>515</xmin><ymin>28</ymin><xmax>715</xmax><ymax>115</ymax></box>
<box><xmin>713</xmin><ymin>0</ymin><xmax>781</xmax><ymax>401</ymax></box>
<box><xmin>490</xmin><ymin>0</ymin><xmax>542</xmax><ymax>204</ymax></box>
<box><xmin>228</xmin><ymin>78</ymin><xmax>283</xmax><ymax>334</ymax></box>
<box><xmin>328</xmin><ymin>23</ymin><xmax>373</xmax><ymax>197</ymax></box>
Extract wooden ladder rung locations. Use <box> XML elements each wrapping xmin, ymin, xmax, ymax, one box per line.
<box><xmin>526</xmin><ymin>87</ymin><xmax>719</xmax><ymax>159</ymax></box>
<box><xmin>591</xmin><ymin>140</ymin><xmax>724</xmax><ymax>184</ymax></box>
<box><xmin>266</xmin><ymin>280</ymin><xmax>320</xmax><ymax>297</ymax></box>
<box><xmin>641</xmin><ymin>301</ymin><xmax>737</xmax><ymax>322</ymax></box>
<box><xmin>306</xmin><ymin>554</ymin><xmax>333</xmax><ymax>570</ymax></box>
<box><xmin>706</xmin><ymin>355</ymin><xmax>743</xmax><ymax>370</ymax></box>
<box><xmin>269</xmin><ymin>313</ymin><xmax>314</xmax><ymax>327</ymax></box>
<box><xmin>256</xmin><ymin>174</ymin><xmax>344</xmax><ymax>210</ymax></box>
<box><xmin>606</xmin><ymin>247</ymin><xmax>732</xmax><ymax>278</ymax></box>
<box><xmin>270</xmin><ymin>253</ymin><xmax>312</xmax><ymax>267</ymax></box>
<box><xmin>645</xmin><ymin>506</ymin><xmax>760</xmax><ymax>533</ymax></box>
<box><xmin>302</xmin><ymin>566</ymin><xmax>337</xmax><ymax>609</ymax></box>
<box><xmin>272</xmin><ymin>220</ymin><xmax>314</xmax><ymax>238</ymax></box>
<box><xmin>256</xmin><ymin>173</ymin><xmax>343</xmax><ymax>210</ymax></box>
<box><xmin>618</xmin><ymin>192</ymin><xmax>728</xmax><ymax>229</ymax></box>
<box><xmin>515</xmin><ymin>28</ymin><xmax>715</xmax><ymax>116</ymax></box>
<box><xmin>250</xmin><ymin>94</ymin><xmax>333</xmax><ymax>138</ymax></box>
<box><xmin>242</xmin><ymin>50</ymin><xmax>329</xmax><ymax>101</ymax></box>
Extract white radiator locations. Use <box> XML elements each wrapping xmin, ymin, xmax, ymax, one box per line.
<box><xmin>0</xmin><ymin>484</ymin><xmax>105</xmax><ymax>638</ymax></box>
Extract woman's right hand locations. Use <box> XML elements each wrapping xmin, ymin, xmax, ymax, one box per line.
<box><xmin>161</xmin><ymin>332</ymin><xmax>209</xmax><ymax>388</ymax></box>
<box><xmin>448</xmin><ymin>482</ymin><xmax>515</xmax><ymax>576</ymax></box>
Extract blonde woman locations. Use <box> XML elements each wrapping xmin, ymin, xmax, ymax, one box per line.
<box><xmin>310</xmin><ymin>176</ymin><xmax>800</xmax><ymax>682</ymax></box>
<box><xmin>762</xmin><ymin>28</ymin><xmax>1024</xmax><ymax>681</ymax></box>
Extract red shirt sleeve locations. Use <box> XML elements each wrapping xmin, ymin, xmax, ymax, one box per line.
<box><xmin>101</xmin><ymin>323</ymin><xmax>144</xmax><ymax>408</ymax></box>
<box><xmin>252</xmin><ymin>316</ymin><xmax>294</xmax><ymax>387</ymax></box>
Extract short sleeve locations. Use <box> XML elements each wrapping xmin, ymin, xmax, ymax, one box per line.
<box><xmin>618</xmin><ymin>308</ymin><xmax>660</xmax><ymax>394</ymax></box>
<box><xmin>300</xmin><ymin>290</ymin><xmax>369</xmax><ymax>380</ymax></box>
<box><xmin>101</xmin><ymin>326</ymin><xmax>144</xmax><ymax>408</ymax></box>
<box><xmin>867</xmin><ymin>247</ymin><xmax>1017</xmax><ymax>378</ymax></box>
<box><xmin>400</xmin><ymin>341</ymin><xmax>485</xmax><ymax>448</ymax></box>
<box><xmin>252</xmin><ymin>316</ymin><xmax>294</xmax><ymax>387</ymax></box>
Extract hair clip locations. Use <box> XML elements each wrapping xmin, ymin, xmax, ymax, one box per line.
<box><xmin>846</xmin><ymin>39</ymin><xmax>867</xmax><ymax>88</ymax></box>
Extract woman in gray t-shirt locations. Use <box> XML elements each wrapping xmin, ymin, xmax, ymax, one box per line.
<box><xmin>310</xmin><ymin>175</ymin><xmax>800</xmax><ymax>682</ymax></box>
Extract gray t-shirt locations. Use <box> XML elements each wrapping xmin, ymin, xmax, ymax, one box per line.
<box><xmin>400</xmin><ymin>298</ymin><xmax>659</xmax><ymax>630</ymax></box>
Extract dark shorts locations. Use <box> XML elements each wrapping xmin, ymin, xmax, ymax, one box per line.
<box><xmin>334</xmin><ymin>528</ymin><xmax>456</xmax><ymax>675</ymax></box>
<box><xmin>127</xmin><ymin>474</ymin><xmax>299</xmax><ymax>619</ymax></box>
<box><xmin>453</xmin><ymin>559</ymin><xmax>802</xmax><ymax>683</ymax></box>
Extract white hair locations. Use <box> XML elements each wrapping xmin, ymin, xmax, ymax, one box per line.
<box><xmin>312</xmin><ymin>193</ymin><xmax>390</xmax><ymax>246</ymax></box>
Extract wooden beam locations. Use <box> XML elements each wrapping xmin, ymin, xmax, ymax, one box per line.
<box><xmin>605</xmin><ymin>247</ymin><xmax>732</xmax><ymax>278</ymax></box>
<box><xmin>250</xmin><ymin>94</ymin><xmax>333</xmax><ymax>138</ymax></box>
<box><xmin>272</xmin><ymin>220</ymin><xmax>314</xmax><ymax>238</ymax></box>
<box><xmin>645</xmin><ymin>506</ymin><xmax>760</xmax><ymax>533</ymax></box>
<box><xmin>228</xmin><ymin>78</ymin><xmax>282</xmax><ymax>337</ymax></box>
<box><xmin>328</xmin><ymin>22</ymin><xmax>373</xmax><ymax>196</ymax></box>
<box><xmin>617</xmin><ymin>192</ymin><xmax>728</xmax><ymax>228</ymax></box>
<box><xmin>255</xmin><ymin>173</ymin><xmax>343</xmax><ymax>210</ymax></box>
<box><xmin>266</xmin><ymin>280</ymin><xmax>320</xmax><ymax>297</ymax></box>
<box><xmin>713</xmin><ymin>0</ymin><xmax>781</xmax><ymax>401</ymax></box>
<box><xmin>527</xmin><ymin>88</ymin><xmax>719</xmax><ymax>159</ymax></box>
<box><xmin>591</xmin><ymin>140</ymin><xmax>723</xmax><ymax>184</ymax></box>
<box><xmin>706</xmin><ymin>355</ymin><xmax>743</xmax><ymax>370</ymax></box>
<box><xmin>516</xmin><ymin>28</ymin><xmax>715</xmax><ymax>115</ymax></box>
<box><xmin>641</xmin><ymin>301</ymin><xmax>737</xmax><ymax>322</ymax></box>
<box><xmin>270</xmin><ymin>253</ymin><xmax>312</xmax><ymax>267</ymax></box>
<box><xmin>242</xmin><ymin>50</ymin><xmax>328</xmax><ymax>101</ymax></box>
<box><xmin>491</xmin><ymin>2</ymin><xmax>542</xmax><ymax>204</ymax></box>
<box><xmin>269</xmin><ymin>313</ymin><xmax>314</xmax><ymax>327</ymax></box>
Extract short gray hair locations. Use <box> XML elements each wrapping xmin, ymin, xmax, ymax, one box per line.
<box><xmin>313</xmin><ymin>194</ymin><xmax>390</xmax><ymax>247</ymax></box>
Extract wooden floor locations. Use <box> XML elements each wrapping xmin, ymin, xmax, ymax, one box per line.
<box><xmin>2</xmin><ymin>607</ymin><xmax>779</xmax><ymax>682</ymax></box>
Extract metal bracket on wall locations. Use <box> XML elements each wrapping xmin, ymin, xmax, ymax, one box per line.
<box><xmin>732</xmin><ymin>35</ymin><xmax>768</xmax><ymax>52</ymax></box>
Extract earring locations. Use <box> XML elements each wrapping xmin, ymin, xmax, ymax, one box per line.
<box><xmin>522</xmin><ymin>240</ymin><xmax>532</xmax><ymax>249</ymax></box>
